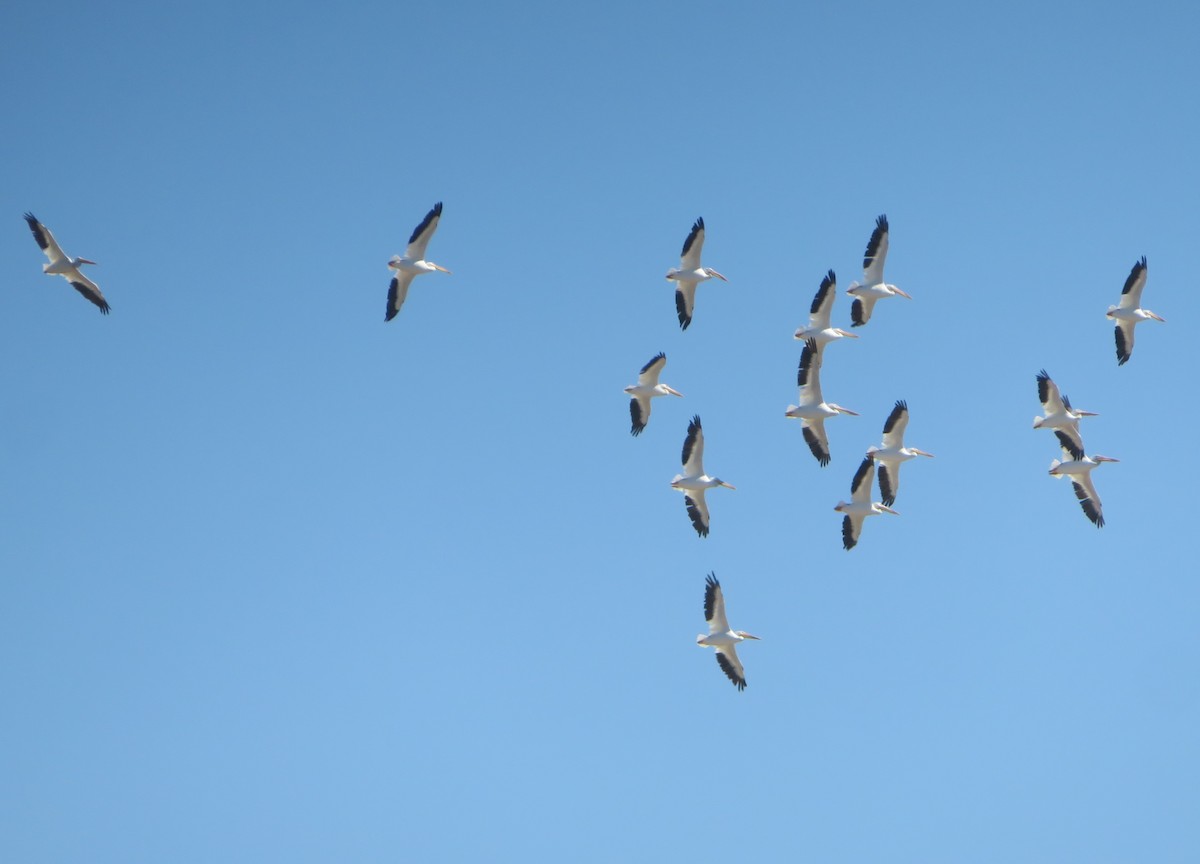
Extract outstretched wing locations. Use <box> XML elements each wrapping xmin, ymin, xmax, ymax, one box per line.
<box><xmin>404</xmin><ymin>202</ymin><xmax>442</xmax><ymax>261</ymax></box>
<box><xmin>715</xmin><ymin>645</ymin><xmax>747</xmax><ymax>691</ymax></box>
<box><xmin>862</xmin><ymin>214</ymin><xmax>889</xmax><ymax>286</ymax></box>
<box><xmin>385</xmin><ymin>271</ymin><xmax>416</xmax><ymax>321</ymax></box>
<box><xmin>680</xmin><ymin>217</ymin><xmax>705</xmax><ymax>271</ymax></box>
<box><xmin>685</xmin><ymin>491</ymin><xmax>711</xmax><ymax>538</ymax></box>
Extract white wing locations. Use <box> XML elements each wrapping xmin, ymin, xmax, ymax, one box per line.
<box><xmin>796</xmin><ymin>339</ymin><xmax>824</xmax><ymax>406</ymax></box>
<box><xmin>801</xmin><ymin>419</ymin><xmax>830</xmax><ymax>467</ymax></box>
<box><xmin>636</xmin><ymin>352</ymin><xmax>667</xmax><ymax>387</ymax></box>
<box><xmin>385</xmin><ymin>271</ymin><xmax>416</xmax><ymax>321</ymax></box>
<box><xmin>714</xmin><ymin>644</ymin><xmax>747</xmax><ymax>690</ymax></box>
<box><xmin>681</xmin><ymin>415</ymin><xmax>705</xmax><ymax>476</ymax></box>
<box><xmin>862</xmin><ymin>214</ymin><xmax>889</xmax><ymax>286</ymax></box>
<box><xmin>679</xmin><ymin>217</ymin><xmax>705</xmax><ymax>271</ymax></box>
<box><xmin>704</xmin><ymin>573</ymin><xmax>730</xmax><ymax>633</ymax></box>
<box><xmin>24</xmin><ymin>213</ymin><xmax>67</xmax><ymax>265</ymax></box>
<box><xmin>67</xmin><ymin>271</ymin><xmax>111</xmax><ymax>315</ymax></box>
<box><xmin>808</xmin><ymin>269</ymin><xmax>836</xmax><ymax>330</ymax></box>
<box><xmin>878</xmin><ymin>461</ymin><xmax>900</xmax><ymax>506</ymax></box>
<box><xmin>849</xmin><ymin>456</ymin><xmax>875</xmax><ymax>504</ymax></box>
<box><xmin>1117</xmin><ymin>256</ymin><xmax>1148</xmax><ymax>310</ymax></box>
<box><xmin>675</xmin><ymin>282</ymin><xmax>697</xmax><ymax>330</ymax></box>
<box><xmin>880</xmin><ymin>400</ymin><xmax>909</xmax><ymax>450</ymax></box>
<box><xmin>1036</xmin><ymin>370</ymin><xmax>1068</xmax><ymax>416</ymax></box>
<box><xmin>404</xmin><ymin>202</ymin><xmax>442</xmax><ymax>262</ymax></box>
<box><xmin>685</xmin><ymin>490</ymin><xmax>711</xmax><ymax>538</ymax></box>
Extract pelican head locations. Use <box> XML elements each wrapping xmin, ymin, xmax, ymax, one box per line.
<box><xmin>1073</xmin><ymin>409</ymin><xmax>1099</xmax><ymax>418</ymax></box>
<box><xmin>829</xmin><ymin>404</ymin><xmax>859</xmax><ymax>416</ymax></box>
<box><xmin>1092</xmin><ymin>455</ymin><xmax>1120</xmax><ymax>464</ymax></box>
<box><xmin>705</xmin><ymin>268</ymin><xmax>728</xmax><ymax>282</ymax></box>
<box><xmin>74</xmin><ymin>257</ymin><xmax>98</xmax><ymax>267</ymax></box>
<box><xmin>716</xmin><ymin>479</ymin><xmax>736</xmax><ymax>490</ymax></box>
<box><xmin>429</xmin><ymin>262</ymin><xmax>452</xmax><ymax>274</ymax></box>
<box><xmin>833</xmin><ymin>328</ymin><xmax>859</xmax><ymax>338</ymax></box>
<box><xmin>1147</xmin><ymin>310</ymin><xmax>1166</xmax><ymax>322</ymax></box>
<box><xmin>877</xmin><ymin>504</ymin><xmax>900</xmax><ymax>515</ymax></box>
<box><xmin>734</xmin><ymin>631</ymin><xmax>760</xmax><ymax>641</ymax></box>
<box><xmin>664</xmin><ymin>385</ymin><xmax>683</xmax><ymax>397</ymax></box>
<box><xmin>910</xmin><ymin>448</ymin><xmax>935</xmax><ymax>458</ymax></box>
<box><xmin>889</xmin><ymin>284</ymin><xmax>912</xmax><ymax>299</ymax></box>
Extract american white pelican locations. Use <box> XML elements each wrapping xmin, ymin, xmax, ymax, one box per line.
<box><xmin>867</xmin><ymin>400</ymin><xmax>933</xmax><ymax>506</ymax></box>
<box><xmin>793</xmin><ymin>269</ymin><xmax>858</xmax><ymax>349</ymax></box>
<box><xmin>671</xmin><ymin>415</ymin><xmax>735</xmax><ymax>537</ymax></box>
<box><xmin>23</xmin><ymin>213</ymin><xmax>110</xmax><ymax>314</ymax></box>
<box><xmin>697</xmin><ymin>573</ymin><xmax>759</xmax><ymax>691</ymax></box>
<box><xmin>1049</xmin><ymin>446</ymin><xmax>1118</xmax><ymax>528</ymax></box>
<box><xmin>666</xmin><ymin>217</ymin><xmax>727</xmax><ymax>331</ymax></box>
<box><xmin>847</xmin><ymin>214</ymin><xmax>910</xmax><ymax>326</ymax></box>
<box><xmin>834</xmin><ymin>456</ymin><xmax>898</xmax><ymax>550</ymax></box>
<box><xmin>1107</xmin><ymin>256</ymin><xmax>1165</xmax><ymax>365</ymax></box>
<box><xmin>385</xmin><ymin>202</ymin><xmax>450</xmax><ymax>321</ymax></box>
<box><xmin>624</xmin><ymin>352</ymin><xmax>682</xmax><ymax>436</ymax></box>
<box><xmin>1033</xmin><ymin>369</ymin><xmax>1097</xmax><ymax>461</ymax></box>
<box><xmin>785</xmin><ymin>338</ymin><xmax>859</xmax><ymax>467</ymax></box>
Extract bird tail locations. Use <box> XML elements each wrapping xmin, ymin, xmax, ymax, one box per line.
<box><xmin>846</xmin><ymin>280</ymin><xmax>860</xmax><ymax>292</ymax></box>
<box><xmin>1048</xmin><ymin>458</ymin><xmax>1064</xmax><ymax>477</ymax></box>
<box><xmin>785</xmin><ymin>404</ymin><xmax>798</xmax><ymax>416</ymax></box>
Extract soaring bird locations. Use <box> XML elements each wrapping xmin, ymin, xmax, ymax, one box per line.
<box><xmin>834</xmin><ymin>456</ymin><xmax>899</xmax><ymax>550</ymax></box>
<box><xmin>1048</xmin><ymin>447</ymin><xmax>1118</xmax><ymax>528</ymax></box>
<box><xmin>697</xmin><ymin>573</ymin><xmax>759</xmax><ymax>691</ymax></box>
<box><xmin>1106</xmin><ymin>256</ymin><xmax>1165</xmax><ymax>365</ymax></box>
<box><xmin>23</xmin><ymin>213</ymin><xmax>110</xmax><ymax>314</ymax></box>
<box><xmin>671</xmin><ymin>415</ymin><xmax>735</xmax><ymax>537</ymax></box>
<box><xmin>847</xmin><ymin>214</ymin><xmax>910</xmax><ymax>326</ymax></box>
<box><xmin>1032</xmin><ymin>369</ymin><xmax>1097</xmax><ymax>461</ymax></box>
<box><xmin>785</xmin><ymin>338</ymin><xmax>859</xmax><ymax>466</ymax></box>
<box><xmin>793</xmin><ymin>269</ymin><xmax>858</xmax><ymax>351</ymax></box>
<box><xmin>666</xmin><ymin>217</ymin><xmax>727</xmax><ymax>330</ymax></box>
<box><xmin>867</xmin><ymin>400</ymin><xmax>934</xmax><ymax>506</ymax></box>
<box><xmin>624</xmin><ymin>352</ymin><xmax>683</xmax><ymax>436</ymax></box>
<box><xmin>386</xmin><ymin>202</ymin><xmax>450</xmax><ymax>320</ymax></box>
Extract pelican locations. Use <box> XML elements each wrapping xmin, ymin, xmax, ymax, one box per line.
<box><xmin>793</xmin><ymin>269</ymin><xmax>858</xmax><ymax>350</ymax></box>
<box><xmin>1049</xmin><ymin>446</ymin><xmax>1117</xmax><ymax>528</ymax></box>
<box><xmin>847</xmin><ymin>214</ymin><xmax>911</xmax><ymax>326</ymax></box>
<box><xmin>697</xmin><ymin>573</ymin><xmax>759</xmax><ymax>691</ymax></box>
<box><xmin>1033</xmin><ymin>369</ymin><xmax>1097</xmax><ymax>461</ymax></box>
<box><xmin>867</xmin><ymin>400</ymin><xmax>934</xmax><ymax>506</ymax></box>
<box><xmin>624</xmin><ymin>352</ymin><xmax>682</xmax><ymax>436</ymax></box>
<box><xmin>1107</xmin><ymin>256</ymin><xmax>1165</xmax><ymax>365</ymax></box>
<box><xmin>666</xmin><ymin>217</ymin><xmax>727</xmax><ymax>330</ymax></box>
<box><xmin>385</xmin><ymin>202</ymin><xmax>450</xmax><ymax>321</ymax></box>
<box><xmin>834</xmin><ymin>456</ymin><xmax>898</xmax><ymax>550</ymax></box>
<box><xmin>671</xmin><ymin>415</ymin><xmax>735</xmax><ymax>537</ymax></box>
<box><xmin>23</xmin><ymin>213</ymin><xmax>110</xmax><ymax>314</ymax></box>
<box><xmin>784</xmin><ymin>338</ymin><xmax>859</xmax><ymax>467</ymax></box>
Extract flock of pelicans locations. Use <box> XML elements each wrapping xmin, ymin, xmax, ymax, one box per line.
<box><xmin>21</xmin><ymin>207</ymin><xmax>1167</xmax><ymax>692</ymax></box>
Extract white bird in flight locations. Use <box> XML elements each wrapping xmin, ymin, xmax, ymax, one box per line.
<box><xmin>1048</xmin><ymin>446</ymin><xmax>1118</xmax><ymax>528</ymax></box>
<box><xmin>785</xmin><ymin>338</ymin><xmax>859</xmax><ymax>467</ymax></box>
<box><xmin>1032</xmin><ymin>369</ymin><xmax>1097</xmax><ymax>461</ymax></box>
<box><xmin>671</xmin><ymin>415</ymin><xmax>735</xmax><ymax>537</ymax></box>
<box><xmin>697</xmin><ymin>573</ymin><xmax>759</xmax><ymax>691</ymax></box>
<box><xmin>847</xmin><ymin>214</ymin><xmax>910</xmax><ymax>326</ymax></box>
<box><xmin>793</xmin><ymin>269</ymin><xmax>858</xmax><ymax>350</ymax></box>
<box><xmin>1106</xmin><ymin>256</ymin><xmax>1165</xmax><ymax>365</ymax></box>
<box><xmin>624</xmin><ymin>352</ymin><xmax>683</xmax><ymax>436</ymax></box>
<box><xmin>666</xmin><ymin>217</ymin><xmax>727</xmax><ymax>331</ymax></box>
<box><xmin>386</xmin><ymin>202</ymin><xmax>450</xmax><ymax>321</ymax></box>
<box><xmin>867</xmin><ymin>400</ymin><xmax>934</xmax><ymax>506</ymax></box>
<box><xmin>835</xmin><ymin>456</ymin><xmax>899</xmax><ymax>550</ymax></box>
<box><xmin>23</xmin><ymin>213</ymin><xmax>110</xmax><ymax>314</ymax></box>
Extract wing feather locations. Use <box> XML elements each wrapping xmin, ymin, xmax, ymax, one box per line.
<box><xmin>680</xmin><ymin>217</ymin><xmax>705</xmax><ymax>270</ymax></box>
<box><xmin>404</xmin><ymin>202</ymin><xmax>442</xmax><ymax>261</ymax></box>
<box><xmin>385</xmin><ymin>272</ymin><xmax>415</xmax><ymax>321</ymax></box>
<box><xmin>862</xmin><ymin>214</ymin><xmax>889</xmax><ymax>285</ymax></box>
<box><xmin>715</xmin><ymin>646</ymin><xmax>747</xmax><ymax>691</ymax></box>
<box><xmin>637</xmin><ymin>352</ymin><xmax>667</xmax><ymax>386</ymax></box>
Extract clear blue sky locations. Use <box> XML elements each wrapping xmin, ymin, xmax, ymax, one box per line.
<box><xmin>3</xmin><ymin>1</ymin><xmax>1198</xmax><ymax>861</ymax></box>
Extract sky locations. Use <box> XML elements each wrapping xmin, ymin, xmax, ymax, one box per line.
<box><xmin>2</xmin><ymin>1</ymin><xmax>1199</xmax><ymax>861</ymax></box>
